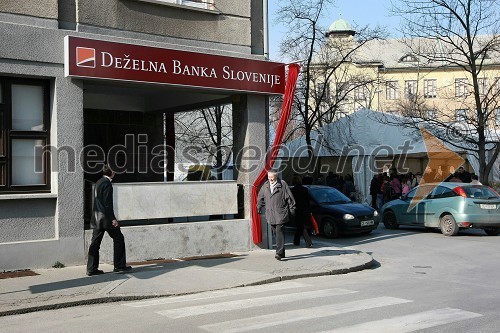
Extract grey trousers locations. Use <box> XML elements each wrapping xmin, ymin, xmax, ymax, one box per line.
<box><xmin>271</xmin><ymin>224</ymin><xmax>285</xmax><ymax>257</ymax></box>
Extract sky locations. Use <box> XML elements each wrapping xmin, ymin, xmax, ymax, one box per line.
<box><xmin>267</xmin><ymin>0</ymin><xmax>401</xmax><ymax>61</ymax></box>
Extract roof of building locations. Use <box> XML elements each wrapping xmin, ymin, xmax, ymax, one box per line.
<box><xmin>326</xmin><ymin>18</ymin><xmax>355</xmax><ymax>36</ymax></box>
<box><xmin>351</xmin><ymin>37</ymin><xmax>500</xmax><ymax>69</ymax></box>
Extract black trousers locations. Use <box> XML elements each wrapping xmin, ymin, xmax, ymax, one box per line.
<box><xmin>87</xmin><ymin>227</ymin><xmax>127</xmax><ymax>272</ymax></box>
<box><xmin>271</xmin><ymin>224</ymin><xmax>285</xmax><ymax>257</ymax></box>
<box><xmin>294</xmin><ymin>225</ymin><xmax>312</xmax><ymax>247</ymax></box>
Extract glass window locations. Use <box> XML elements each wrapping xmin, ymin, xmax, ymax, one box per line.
<box><xmin>463</xmin><ymin>186</ymin><xmax>499</xmax><ymax>198</ymax></box>
<box><xmin>136</xmin><ymin>0</ymin><xmax>215</xmax><ymax>10</ymax></box>
<box><xmin>11</xmin><ymin>139</ymin><xmax>45</xmax><ymax>185</ymax></box>
<box><xmin>404</xmin><ymin>80</ymin><xmax>417</xmax><ymax>99</ymax></box>
<box><xmin>431</xmin><ymin>186</ymin><xmax>456</xmax><ymax>199</ymax></box>
<box><xmin>455</xmin><ymin>78</ymin><xmax>469</xmax><ymax>97</ymax></box>
<box><xmin>423</xmin><ymin>79</ymin><xmax>437</xmax><ymax>98</ymax></box>
<box><xmin>0</xmin><ymin>112</ymin><xmax>3</xmax><ymax>156</ymax></box>
<box><xmin>309</xmin><ymin>188</ymin><xmax>351</xmax><ymax>204</ymax></box>
<box><xmin>0</xmin><ymin>78</ymin><xmax>50</xmax><ymax>193</ymax></box>
<box><xmin>478</xmin><ymin>78</ymin><xmax>488</xmax><ymax>96</ymax></box>
<box><xmin>0</xmin><ymin>163</ymin><xmax>4</xmax><ymax>186</ymax></box>
<box><xmin>496</xmin><ymin>109</ymin><xmax>500</xmax><ymax>126</ymax></box>
<box><xmin>12</xmin><ymin>84</ymin><xmax>44</xmax><ymax>131</ymax></box>
<box><xmin>386</xmin><ymin>81</ymin><xmax>399</xmax><ymax>100</ymax></box>
<box><xmin>316</xmin><ymin>82</ymin><xmax>330</xmax><ymax>101</ymax></box>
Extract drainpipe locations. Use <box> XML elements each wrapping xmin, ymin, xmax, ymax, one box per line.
<box><xmin>263</xmin><ymin>0</ymin><xmax>269</xmax><ymax>60</ymax></box>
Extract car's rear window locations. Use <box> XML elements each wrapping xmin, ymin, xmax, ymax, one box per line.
<box><xmin>462</xmin><ymin>186</ymin><xmax>499</xmax><ymax>199</ymax></box>
<box><xmin>309</xmin><ymin>188</ymin><xmax>351</xmax><ymax>204</ymax></box>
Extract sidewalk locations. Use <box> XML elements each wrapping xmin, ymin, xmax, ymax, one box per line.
<box><xmin>0</xmin><ymin>243</ymin><xmax>373</xmax><ymax>317</ymax></box>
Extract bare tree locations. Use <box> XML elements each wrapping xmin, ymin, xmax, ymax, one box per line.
<box><xmin>387</xmin><ymin>0</ymin><xmax>500</xmax><ymax>184</ymax></box>
<box><xmin>175</xmin><ymin>105</ymin><xmax>232</xmax><ymax>180</ymax></box>
<box><xmin>274</xmin><ymin>0</ymin><xmax>386</xmax><ymax>159</ymax></box>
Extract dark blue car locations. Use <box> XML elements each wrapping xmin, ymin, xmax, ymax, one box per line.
<box><xmin>292</xmin><ymin>185</ymin><xmax>379</xmax><ymax>238</ymax></box>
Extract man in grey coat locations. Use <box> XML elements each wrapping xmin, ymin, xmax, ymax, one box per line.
<box><xmin>257</xmin><ymin>170</ymin><xmax>296</xmax><ymax>261</ymax></box>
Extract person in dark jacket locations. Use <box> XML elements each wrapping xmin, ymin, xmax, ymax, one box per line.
<box><xmin>369</xmin><ymin>174</ymin><xmax>381</xmax><ymax>210</ymax></box>
<box><xmin>257</xmin><ymin>170</ymin><xmax>296</xmax><ymax>261</ymax></box>
<box><xmin>291</xmin><ymin>176</ymin><xmax>312</xmax><ymax>248</ymax></box>
<box><xmin>87</xmin><ymin>164</ymin><xmax>132</xmax><ymax>276</ymax></box>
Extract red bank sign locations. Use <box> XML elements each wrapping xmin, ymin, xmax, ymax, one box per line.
<box><xmin>64</xmin><ymin>36</ymin><xmax>286</xmax><ymax>95</ymax></box>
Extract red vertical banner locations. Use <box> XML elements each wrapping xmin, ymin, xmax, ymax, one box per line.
<box><xmin>250</xmin><ymin>63</ymin><xmax>300</xmax><ymax>244</ymax></box>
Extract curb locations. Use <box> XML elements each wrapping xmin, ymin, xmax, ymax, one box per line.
<box><xmin>0</xmin><ymin>258</ymin><xmax>374</xmax><ymax>317</ymax></box>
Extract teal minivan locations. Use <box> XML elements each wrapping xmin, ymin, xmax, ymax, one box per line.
<box><xmin>381</xmin><ymin>182</ymin><xmax>500</xmax><ymax>236</ymax></box>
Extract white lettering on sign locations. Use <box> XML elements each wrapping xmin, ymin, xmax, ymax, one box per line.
<box><xmin>172</xmin><ymin>60</ymin><xmax>218</xmax><ymax>78</ymax></box>
<box><xmin>222</xmin><ymin>66</ymin><xmax>281</xmax><ymax>87</ymax></box>
<box><xmin>100</xmin><ymin>52</ymin><xmax>168</xmax><ymax>74</ymax></box>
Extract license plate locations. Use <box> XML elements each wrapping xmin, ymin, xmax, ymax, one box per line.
<box><xmin>480</xmin><ymin>204</ymin><xmax>496</xmax><ymax>210</ymax></box>
<box><xmin>361</xmin><ymin>220</ymin><xmax>374</xmax><ymax>227</ymax></box>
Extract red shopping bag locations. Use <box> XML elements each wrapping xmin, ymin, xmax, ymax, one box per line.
<box><xmin>310</xmin><ymin>214</ymin><xmax>319</xmax><ymax>235</ymax></box>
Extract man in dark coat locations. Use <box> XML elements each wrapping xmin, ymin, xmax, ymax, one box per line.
<box><xmin>87</xmin><ymin>164</ymin><xmax>132</xmax><ymax>276</ymax></box>
<box><xmin>257</xmin><ymin>170</ymin><xmax>296</xmax><ymax>261</ymax></box>
<box><xmin>369</xmin><ymin>174</ymin><xmax>380</xmax><ymax>209</ymax></box>
<box><xmin>291</xmin><ymin>176</ymin><xmax>312</xmax><ymax>248</ymax></box>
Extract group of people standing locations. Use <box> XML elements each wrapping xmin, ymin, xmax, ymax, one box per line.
<box><xmin>370</xmin><ymin>172</ymin><xmax>421</xmax><ymax>210</ymax></box>
<box><xmin>370</xmin><ymin>166</ymin><xmax>479</xmax><ymax>211</ymax></box>
<box><xmin>257</xmin><ymin>170</ymin><xmax>314</xmax><ymax>261</ymax></box>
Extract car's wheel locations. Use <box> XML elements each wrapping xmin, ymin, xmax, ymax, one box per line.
<box><xmin>484</xmin><ymin>228</ymin><xmax>500</xmax><ymax>236</ymax></box>
<box><xmin>383</xmin><ymin>211</ymin><xmax>399</xmax><ymax>229</ymax></box>
<box><xmin>321</xmin><ymin>219</ymin><xmax>339</xmax><ymax>239</ymax></box>
<box><xmin>440</xmin><ymin>214</ymin><xmax>459</xmax><ymax>236</ymax></box>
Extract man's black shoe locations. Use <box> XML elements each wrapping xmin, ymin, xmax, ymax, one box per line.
<box><xmin>113</xmin><ymin>266</ymin><xmax>132</xmax><ymax>273</ymax></box>
<box><xmin>87</xmin><ymin>269</ymin><xmax>104</xmax><ymax>276</ymax></box>
<box><xmin>275</xmin><ymin>254</ymin><xmax>282</xmax><ymax>261</ymax></box>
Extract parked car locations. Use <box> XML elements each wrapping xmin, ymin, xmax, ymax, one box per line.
<box><xmin>380</xmin><ymin>182</ymin><xmax>500</xmax><ymax>236</ymax></box>
<box><xmin>289</xmin><ymin>185</ymin><xmax>379</xmax><ymax>238</ymax></box>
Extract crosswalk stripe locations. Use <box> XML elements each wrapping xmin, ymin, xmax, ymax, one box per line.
<box><xmin>319</xmin><ymin>307</ymin><xmax>482</xmax><ymax>333</ymax></box>
<box><xmin>200</xmin><ymin>296</ymin><xmax>412</xmax><ymax>333</ymax></box>
<box><xmin>156</xmin><ymin>288</ymin><xmax>357</xmax><ymax>318</ymax></box>
<box><xmin>123</xmin><ymin>281</ymin><xmax>310</xmax><ymax>308</ymax></box>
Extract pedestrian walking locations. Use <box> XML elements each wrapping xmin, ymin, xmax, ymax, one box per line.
<box><xmin>257</xmin><ymin>170</ymin><xmax>296</xmax><ymax>261</ymax></box>
<box><xmin>291</xmin><ymin>176</ymin><xmax>313</xmax><ymax>248</ymax></box>
<box><xmin>87</xmin><ymin>164</ymin><xmax>132</xmax><ymax>276</ymax></box>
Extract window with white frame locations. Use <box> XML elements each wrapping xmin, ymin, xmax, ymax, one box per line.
<box><xmin>455</xmin><ymin>78</ymin><xmax>469</xmax><ymax>97</ymax></box>
<box><xmin>336</xmin><ymin>82</ymin><xmax>349</xmax><ymax>98</ymax></box>
<box><xmin>316</xmin><ymin>82</ymin><xmax>330</xmax><ymax>101</ymax></box>
<box><xmin>404</xmin><ymin>80</ymin><xmax>418</xmax><ymax>99</ymax></box>
<box><xmin>354</xmin><ymin>86</ymin><xmax>365</xmax><ymax>100</ymax></box>
<box><xmin>0</xmin><ymin>78</ymin><xmax>50</xmax><ymax>192</ymax></box>
<box><xmin>386</xmin><ymin>81</ymin><xmax>399</xmax><ymax>100</ymax></box>
<box><xmin>495</xmin><ymin>77</ymin><xmax>500</xmax><ymax>93</ymax></box>
<box><xmin>423</xmin><ymin>79</ymin><xmax>437</xmax><ymax>98</ymax></box>
<box><xmin>137</xmin><ymin>0</ymin><xmax>215</xmax><ymax>10</ymax></box>
<box><xmin>478</xmin><ymin>78</ymin><xmax>488</xmax><ymax>96</ymax></box>
<box><xmin>455</xmin><ymin>109</ymin><xmax>467</xmax><ymax>122</ymax></box>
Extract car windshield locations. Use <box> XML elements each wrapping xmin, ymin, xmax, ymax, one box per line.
<box><xmin>309</xmin><ymin>188</ymin><xmax>351</xmax><ymax>204</ymax></box>
<box><xmin>462</xmin><ymin>186</ymin><xmax>500</xmax><ymax>199</ymax></box>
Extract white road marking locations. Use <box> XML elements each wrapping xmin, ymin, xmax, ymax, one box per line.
<box><xmin>123</xmin><ymin>281</ymin><xmax>310</xmax><ymax>307</ymax></box>
<box><xmin>201</xmin><ymin>296</ymin><xmax>412</xmax><ymax>333</ymax></box>
<box><xmin>156</xmin><ymin>288</ymin><xmax>357</xmax><ymax>318</ymax></box>
<box><xmin>320</xmin><ymin>307</ymin><xmax>482</xmax><ymax>333</ymax></box>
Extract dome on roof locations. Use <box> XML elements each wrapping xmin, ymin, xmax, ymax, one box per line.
<box><xmin>328</xmin><ymin>18</ymin><xmax>354</xmax><ymax>33</ymax></box>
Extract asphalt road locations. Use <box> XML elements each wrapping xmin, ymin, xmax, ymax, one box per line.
<box><xmin>1</xmin><ymin>225</ymin><xmax>499</xmax><ymax>333</ymax></box>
